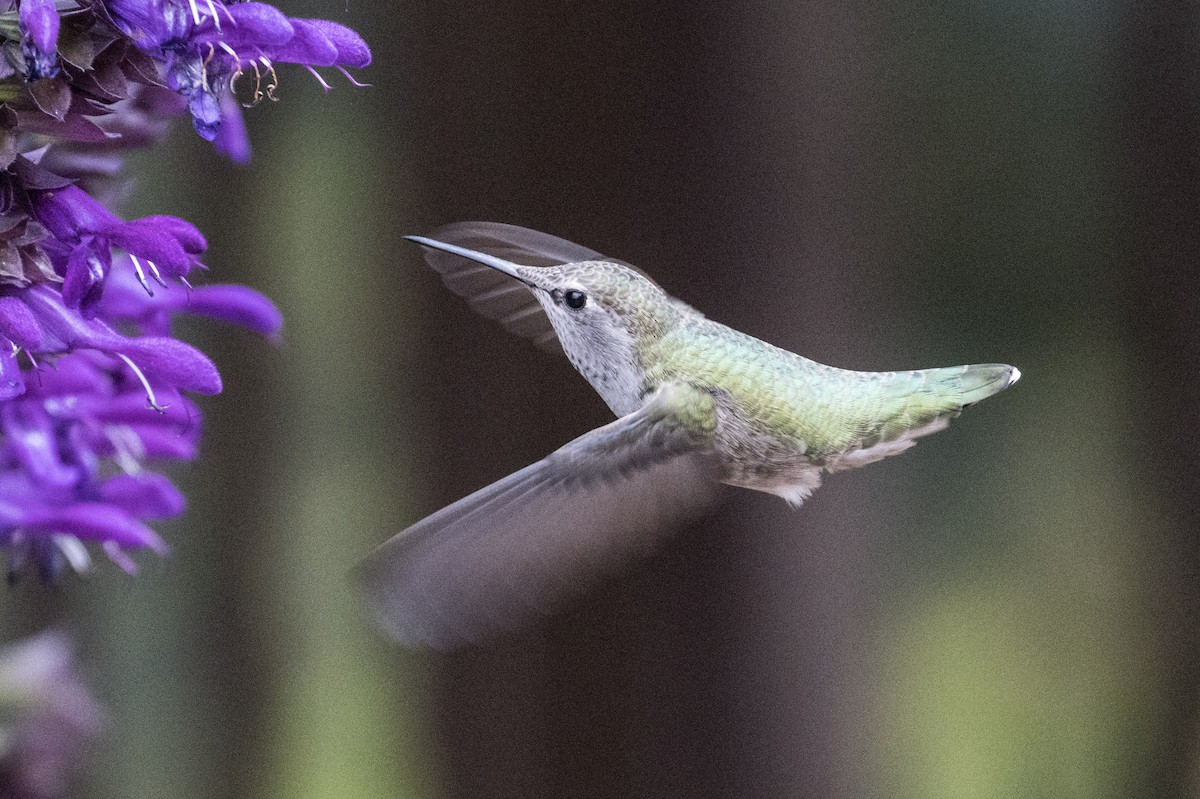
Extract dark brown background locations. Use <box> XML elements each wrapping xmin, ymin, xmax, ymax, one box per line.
<box><xmin>4</xmin><ymin>1</ymin><xmax>1198</xmax><ymax>797</ymax></box>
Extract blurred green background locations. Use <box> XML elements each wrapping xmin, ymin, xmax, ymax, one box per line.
<box><xmin>4</xmin><ymin>0</ymin><xmax>1200</xmax><ymax>797</ymax></box>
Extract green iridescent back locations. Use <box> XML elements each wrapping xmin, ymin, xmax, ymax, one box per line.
<box><xmin>644</xmin><ymin>318</ymin><xmax>1013</xmax><ymax>464</ymax></box>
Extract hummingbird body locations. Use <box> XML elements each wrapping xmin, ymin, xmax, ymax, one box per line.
<box><xmin>530</xmin><ymin>259</ymin><xmax>1015</xmax><ymax>506</ymax></box>
<box><xmin>360</xmin><ymin>222</ymin><xmax>1020</xmax><ymax>647</ymax></box>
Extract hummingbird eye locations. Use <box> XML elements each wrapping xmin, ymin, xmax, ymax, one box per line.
<box><xmin>564</xmin><ymin>289</ymin><xmax>588</xmax><ymax>310</ymax></box>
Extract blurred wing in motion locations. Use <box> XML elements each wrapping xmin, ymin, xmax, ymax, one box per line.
<box><xmin>415</xmin><ymin>221</ymin><xmax>663</xmax><ymax>353</ymax></box>
<box><xmin>358</xmin><ymin>382</ymin><xmax>723</xmax><ymax>648</ymax></box>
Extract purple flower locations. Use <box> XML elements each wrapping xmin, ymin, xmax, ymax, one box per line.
<box><xmin>15</xmin><ymin>283</ymin><xmax>224</xmax><ymax>396</ymax></box>
<box><xmin>0</xmin><ymin>357</ymin><xmax>183</xmax><ymax>579</ymax></box>
<box><xmin>0</xmin><ymin>275</ymin><xmax>278</xmax><ymax>579</ymax></box>
<box><xmin>96</xmin><ymin>262</ymin><xmax>283</xmax><ymax>340</ymax></box>
<box><xmin>32</xmin><ymin>184</ymin><xmax>206</xmax><ymax>315</ymax></box>
<box><xmin>18</xmin><ymin>0</ymin><xmax>60</xmax><ymax>80</ymax></box>
<box><xmin>0</xmin><ymin>0</ymin><xmax>355</xmax><ymax>584</ymax></box>
<box><xmin>2</xmin><ymin>2</ymin><xmax>370</xmax><ymax>158</ymax></box>
<box><xmin>0</xmin><ymin>630</ymin><xmax>104</xmax><ymax>799</ymax></box>
<box><xmin>104</xmin><ymin>0</ymin><xmax>371</xmax><ymax>147</ymax></box>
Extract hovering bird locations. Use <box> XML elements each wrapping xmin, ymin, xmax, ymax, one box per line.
<box><xmin>360</xmin><ymin>222</ymin><xmax>1020</xmax><ymax>647</ymax></box>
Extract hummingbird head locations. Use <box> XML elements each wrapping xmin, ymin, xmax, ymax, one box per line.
<box><xmin>521</xmin><ymin>260</ymin><xmax>682</xmax><ymax>350</ymax></box>
<box><xmin>406</xmin><ymin>232</ymin><xmax>692</xmax><ymax>415</ymax></box>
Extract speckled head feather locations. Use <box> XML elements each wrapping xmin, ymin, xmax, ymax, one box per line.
<box><xmin>512</xmin><ymin>259</ymin><xmax>698</xmax><ymax>415</ymax></box>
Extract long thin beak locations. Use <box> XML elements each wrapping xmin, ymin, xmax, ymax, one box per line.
<box><xmin>404</xmin><ymin>235</ymin><xmax>532</xmax><ymax>284</ymax></box>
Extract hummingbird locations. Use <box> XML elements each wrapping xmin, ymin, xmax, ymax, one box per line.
<box><xmin>360</xmin><ymin>222</ymin><xmax>1020</xmax><ymax>647</ymax></box>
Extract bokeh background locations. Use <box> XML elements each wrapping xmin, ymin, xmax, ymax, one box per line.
<box><xmin>4</xmin><ymin>0</ymin><xmax>1200</xmax><ymax>797</ymax></box>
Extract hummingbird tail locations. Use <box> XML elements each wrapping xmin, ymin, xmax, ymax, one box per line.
<box><xmin>811</xmin><ymin>362</ymin><xmax>1020</xmax><ymax>475</ymax></box>
<box><xmin>941</xmin><ymin>363</ymin><xmax>1022</xmax><ymax>407</ymax></box>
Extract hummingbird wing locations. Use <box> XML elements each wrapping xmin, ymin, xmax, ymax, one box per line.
<box><xmin>416</xmin><ymin>221</ymin><xmax>667</xmax><ymax>354</ymax></box>
<box><xmin>357</xmin><ymin>381</ymin><xmax>723</xmax><ymax>648</ymax></box>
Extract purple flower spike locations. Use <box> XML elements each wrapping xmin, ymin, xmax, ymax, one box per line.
<box><xmin>0</xmin><ymin>345</ymin><xmax>198</xmax><ymax>578</ymax></box>
<box><xmin>0</xmin><ymin>242</ymin><xmax>275</xmax><ymax>577</ymax></box>
<box><xmin>0</xmin><ymin>0</ymin><xmax>366</xmax><ymax>582</ymax></box>
<box><xmin>18</xmin><ymin>0</ymin><xmax>61</xmax><ymax>80</ymax></box>
<box><xmin>0</xmin><ymin>476</ymin><xmax>168</xmax><ymax>576</ymax></box>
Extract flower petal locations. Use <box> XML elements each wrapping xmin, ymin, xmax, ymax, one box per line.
<box><xmin>0</xmin><ymin>402</ymin><xmax>79</xmax><ymax>488</ymax></box>
<box><xmin>97</xmin><ymin>473</ymin><xmax>185</xmax><ymax>519</ymax></box>
<box><xmin>213</xmin><ymin>95</ymin><xmax>251</xmax><ymax>163</ymax></box>
<box><xmin>106</xmin><ymin>219</ymin><xmax>192</xmax><ymax>276</ymax></box>
<box><xmin>193</xmin><ymin>2</ymin><xmax>294</xmax><ymax>49</ymax></box>
<box><xmin>138</xmin><ymin>215</ymin><xmax>206</xmax><ymax>255</ymax></box>
<box><xmin>117</xmin><ymin>336</ymin><xmax>222</xmax><ymax>394</ymax></box>
<box><xmin>0</xmin><ymin>296</ymin><xmax>44</xmax><ymax>348</ymax></box>
<box><xmin>19</xmin><ymin>0</ymin><xmax>61</xmax><ymax>79</ymax></box>
<box><xmin>33</xmin><ymin>186</ymin><xmax>115</xmax><ymax>240</ymax></box>
<box><xmin>22</xmin><ymin>353</ymin><xmax>111</xmax><ymax>397</ymax></box>
<box><xmin>120</xmin><ymin>423</ymin><xmax>198</xmax><ymax>460</ymax></box>
<box><xmin>61</xmin><ymin>244</ymin><xmax>109</xmax><ymax>313</ymax></box>
<box><xmin>305</xmin><ymin>19</ymin><xmax>372</xmax><ymax>68</ymax></box>
<box><xmin>21</xmin><ymin>285</ymin><xmax>223</xmax><ymax>394</ymax></box>
<box><xmin>19</xmin><ymin>0</ymin><xmax>61</xmax><ymax>57</ymax></box>
<box><xmin>269</xmin><ymin>19</ymin><xmax>337</xmax><ymax>67</ymax></box>
<box><xmin>22</xmin><ymin>502</ymin><xmax>167</xmax><ymax>552</ymax></box>
<box><xmin>175</xmin><ymin>284</ymin><xmax>283</xmax><ymax>337</ymax></box>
